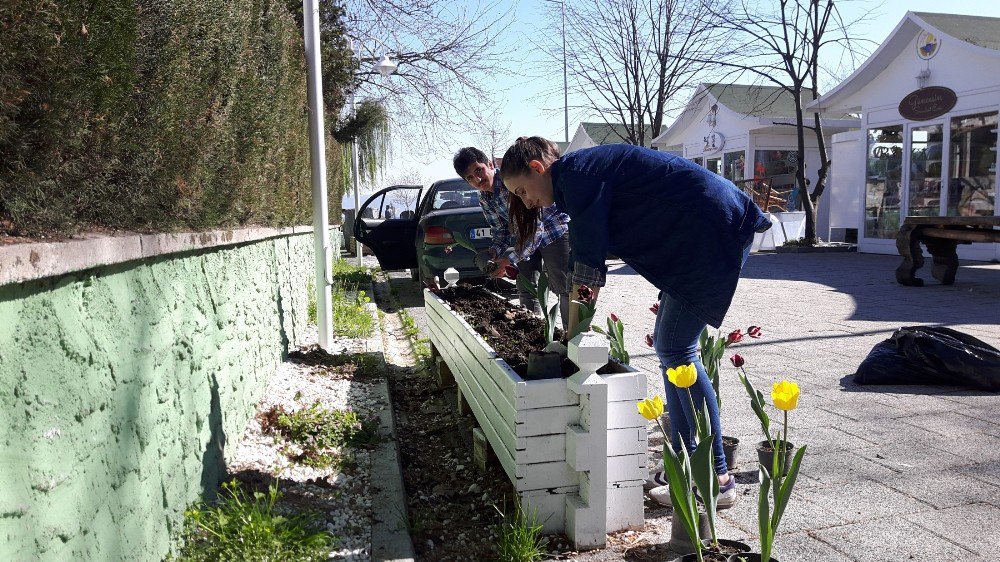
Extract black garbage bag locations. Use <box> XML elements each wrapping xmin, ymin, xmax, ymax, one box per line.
<box><xmin>854</xmin><ymin>326</ymin><xmax>1000</xmax><ymax>391</ymax></box>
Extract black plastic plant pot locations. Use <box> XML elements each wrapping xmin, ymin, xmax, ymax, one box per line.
<box><xmin>702</xmin><ymin>538</ymin><xmax>752</xmax><ymax>557</ymax></box>
<box><xmin>726</xmin><ymin>554</ymin><xmax>779</xmax><ymax>562</ymax></box>
<box><xmin>755</xmin><ymin>440</ymin><xmax>795</xmax><ymax>477</ymax></box>
<box><xmin>523</xmin><ymin>350</ymin><xmax>562</xmax><ymax>380</ymax></box>
<box><xmin>722</xmin><ymin>435</ymin><xmax>740</xmax><ymax>469</ymax></box>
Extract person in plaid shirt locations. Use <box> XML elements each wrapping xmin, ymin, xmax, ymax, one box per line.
<box><xmin>453</xmin><ymin>146</ymin><xmax>572</xmax><ymax>328</ymax></box>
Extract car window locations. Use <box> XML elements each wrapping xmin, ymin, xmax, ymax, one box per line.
<box><xmin>366</xmin><ymin>188</ymin><xmax>421</xmax><ymax>220</ymax></box>
<box><xmin>430</xmin><ymin>183</ymin><xmax>481</xmax><ymax>211</ymax></box>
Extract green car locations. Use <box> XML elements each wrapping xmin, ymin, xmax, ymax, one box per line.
<box><xmin>353</xmin><ymin>179</ymin><xmax>496</xmax><ymax>285</ymax></box>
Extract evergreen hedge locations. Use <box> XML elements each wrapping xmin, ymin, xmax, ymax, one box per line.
<box><xmin>0</xmin><ymin>0</ymin><xmax>347</xmax><ymax>235</ymax></box>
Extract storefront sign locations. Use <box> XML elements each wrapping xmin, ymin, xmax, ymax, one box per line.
<box><xmin>702</xmin><ymin>131</ymin><xmax>725</xmax><ymax>154</ymax></box>
<box><xmin>898</xmin><ymin>86</ymin><xmax>957</xmax><ymax>121</ymax></box>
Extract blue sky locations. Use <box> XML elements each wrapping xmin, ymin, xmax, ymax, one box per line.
<box><xmin>344</xmin><ymin>0</ymin><xmax>1000</xmax><ymax>210</ymax></box>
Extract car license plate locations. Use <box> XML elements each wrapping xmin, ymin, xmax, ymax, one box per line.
<box><xmin>470</xmin><ymin>227</ymin><xmax>492</xmax><ymax>239</ymax></box>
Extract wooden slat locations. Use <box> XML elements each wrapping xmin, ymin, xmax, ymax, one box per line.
<box><xmin>425</xmin><ymin>313</ymin><xmax>519</xmax><ymax>422</ymax></box>
<box><xmin>607</xmin><ymin>427</ymin><xmax>645</xmax><ymax>457</ymax></box>
<box><xmin>607</xmin><ymin>400</ymin><xmax>646</xmax><ymax>430</ymax></box>
<box><xmin>519</xmin><ymin>490</ymin><xmax>568</xmax><ymax>533</ymax></box>
<box><xmin>516</xmin><ymin>405</ymin><xmax>581</xmax><ymax>437</ymax></box>
<box><xmin>516</xmin><ymin>434</ymin><xmax>566</xmax><ymax>464</ymax></box>
<box><xmin>517</xmin><ymin>378</ymin><xmax>579</xmax><ymax>410</ymax></box>
<box><xmin>515</xmin><ymin>459</ymin><xmax>579</xmax><ymax>489</ymax></box>
<box><xmin>426</xmin><ymin>321</ymin><xmax>519</xmax><ymax>457</ymax></box>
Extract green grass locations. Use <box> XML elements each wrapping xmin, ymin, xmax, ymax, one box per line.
<box><xmin>261</xmin><ymin>401</ymin><xmax>379</xmax><ymax>468</ymax></box>
<box><xmin>331</xmin><ymin>284</ymin><xmax>373</xmax><ymax>338</ymax></box>
<box><xmin>494</xmin><ymin>501</ymin><xmax>547</xmax><ymax>562</ymax></box>
<box><xmin>332</xmin><ymin>260</ymin><xmax>373</xmax><ymax>285</ymax></box>
<box><xmin>177</xmin><ymin>480</ymin><xmax>333</xmax><ymax>562</ymax></box>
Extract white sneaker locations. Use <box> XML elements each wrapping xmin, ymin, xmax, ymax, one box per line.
<box><xmin>643</xmin><ymin>470</ymin><xmax>669</xmax><ymax>491</ymax></box>
<box><xmin>648</xmin><ymin>484</ymin><xmax>671</xmax><ymax>506</ymax></box>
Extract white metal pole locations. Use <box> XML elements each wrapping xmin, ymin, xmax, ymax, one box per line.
<box><xmin>303</xmin><ymin>0</ymin><xmax>333</xmax><ymax>350</ymax></box>
<box><xmin>561</xmin><ymin>0</ymin><xmax>568</xmax><ymax>143</ymax></box>
<box><xmin>352</xmin><ymin>88</ymin><xmax>363</xmax><ymax>266</ymax></box>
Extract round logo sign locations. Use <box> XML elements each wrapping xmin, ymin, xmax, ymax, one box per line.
<box><xmin>899</xmin><ymin>86</ymin><xmax>957</xmax><ymax>121</ymax></box>
<box><xmin>916</xmin><ymin>31</ymin><xmax>940</xmax><ymax>60</ymax></box>
<box><xmin>702</xmin><ymin>131</ymin><xmax>725</xmax><ymax>154</ymax></box>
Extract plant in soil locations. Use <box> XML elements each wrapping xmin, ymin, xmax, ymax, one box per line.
<box><xmin>435</xmin><ymin>284</ymin><xmax>578</xmax><ymax>377</ymax></box>
<box><xmin>177</xmin><ymin>480</ymin><xmax>333</xmax><ymax>562</ymax></box>
<box><xmin>745</xmin><ymin>377</ymin><xmax>807</xmax><ymax>562</ymax></box>
<box><xmin>515</xmin><ymin>274</ymin><xmax>560</xmax><ymax>344</ymax></box>
<box><xmin>260</xmin><ymin>401</ymin><xmax>379</xmax><ymax>468</ymax></box>
<box><xmin>494</xmin><ymin>500</ymin><xmax>548</xmax><ymax>562</ymax></box>
<box><xmin>331</xmin><ymin>283</ymin><xmax>374</xmax><ymax>338</ymax></box>
<box><xmin>592</xmin><ymin>312</ymin><xmax>629</xmax><ymax>364</ymax></box>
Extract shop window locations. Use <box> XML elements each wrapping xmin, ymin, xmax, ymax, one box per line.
<box><xmin>948</xmin><ymin>112</ymin><xmax>997</xmax><ymax>217</ymax></box>
<box><xmin>908</xmin><ymin>124</ymin><xmax>944</xmax><ymax>217</ymax></box>
<box><xmin>723</xmin><ymin>150</ymin><xmax>745</xmax><ymax>182</ymax></box>
<box><xmin>753</xmin><ymin>150</ymin><xmax>799</xmax><ymax>179</ymax></box>
<box><xmin>691</xmin><ymin>157</ymin><xmax>703</xmax><ymax>167</ymax></box>
<box><xmin>705</xmin><ymin>157</ymin><xmax>721</xmax><ymax>175</ymax></box>
<box><xmin>865</xmin><ymin>126</ymin><xmax>904</xmax><ymax>239</ymax></box>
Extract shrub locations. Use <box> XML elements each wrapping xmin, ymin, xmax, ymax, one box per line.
<box><xmin>0</xmin><ymin>0</ymin><xmax>353</xmax><ymax>235</ymax></box>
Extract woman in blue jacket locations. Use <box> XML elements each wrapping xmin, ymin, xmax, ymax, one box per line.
<box><xmin>500</xmin><ymin>136</ymin><xmax>771</xmax><ymax>508</ymax></box>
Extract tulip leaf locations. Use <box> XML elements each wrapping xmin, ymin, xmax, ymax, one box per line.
<box><xmin>771</xmin><ymin>445</ymin><xmax>807</xmax><ymax>532</ymax></box>
<box><xmin>690</xmin><ymin>434</ymin><xmax>719</xmax><ymax>545</ymax></box>
<box><xmin>739</xmin><ymin>372</ymin><xmax>772</xmax><ymax>442</ymax></box>
<box><xmin>758</xmin><ymin>466</ymin><xmax>774</xmax><ymax>562</ymax></box>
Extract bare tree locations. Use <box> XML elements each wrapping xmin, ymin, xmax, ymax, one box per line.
<box><xmin>554</xmin><ymin>0</ymin><xmax>732</xmax><ymax>146</ymax></box>
<box><xmin>697</xmin><ymin>0</ymin><xmax>872</xmax><ymax>242</ymax></box>
<box><xmin>474</xmin><ymin>107</ymin><xmax>512</xmax><ymax>162</ymax></box>
<box><xmin>341</xmin><ymin>0</ymin><xmax>512</xmax><ymax>146</ymax></box>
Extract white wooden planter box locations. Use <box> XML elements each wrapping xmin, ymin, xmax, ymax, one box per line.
<box><xmin>424</xmin><ymin>289</ymin><xmax>648</xmax><ymax>549</ymax></box>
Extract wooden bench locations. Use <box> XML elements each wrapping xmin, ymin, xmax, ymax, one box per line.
<box><xmin>895</xmin><ymin>216</ymin><xmax>1000</xmax><ymax>286</ymax></box>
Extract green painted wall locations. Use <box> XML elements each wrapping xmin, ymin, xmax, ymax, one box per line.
<box><xmin>0</xmin><ymin>231</ymin><xmax>336</xmax><ymax>561</ymax></box>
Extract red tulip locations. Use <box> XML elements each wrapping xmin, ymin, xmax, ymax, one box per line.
<box><xmin>726</xmin><ymin>329</ymin><xmax>743</xmax><ymax>345</ymax></box>
<box><xmin>730</xmin><ymin>353</ymin><xmax>745</xmax><ymax>368</ymax></box>
<box><xmin>649</xmin><ymin>302</ymin><xmax>660</xmax><ymax>314</ymax></box>
<box><xmin>610</xmin><ymin>312</ymin><xmax>620</xmax><ymax>322</ymax></box>
<box><xmin>577</xmin><ymin>285</ymin><xmax>594</xmax><ymax>303</ymax></box>
<box><xmin>644</xmin><ymin>333</ymin><xmax>654</xmax><ymax>347</ymax></box>
<box><xmin>748</xmin><ymin>325</ymin><xmax>763</xmax><ymax>338</ymax></box>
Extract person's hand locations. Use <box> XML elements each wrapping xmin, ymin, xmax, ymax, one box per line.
<box><xmin>489</xmin><ymin>257</ymin><xmax>512</xmax><ymax>278</ymax></box>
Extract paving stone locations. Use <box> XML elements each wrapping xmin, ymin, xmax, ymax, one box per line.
<box><xmin>906</xmin><ymin>503</ymin><xmax>1000</xmax><ymax>557</ymax></box>
<box><xmin>772</xmin><ymin>531</ymin><xmax>854</xmax><ymax>562</ymax></box>
<box><xmin>806</xmin><ymin>480</ymin><xmax>935</xmax><ymax>524</ymax></box>
<box><xmin>898</xmin><ymin>410</ymin><xmax>1000</xmax><ymax>439</ymax></box>
<box><xmin>811</xmin><ymin>516</ymin><xmax>979</xmax><ymax>562</ymax></box>
<box><xmin>876</xmin><ymin>471</ymin><xmax>997</xmax><ymax>509</ymax></box>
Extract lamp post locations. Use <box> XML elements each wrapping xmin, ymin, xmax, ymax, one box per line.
<box><xmin>351</xmin><ymin>44</ymin><xmax>398</xmax><ymax>266</ymax></box>
<box><xmin>302</xmin><ymin>0</ymin><xmax>332</xmax><ymax>349</ymax></box>
<box><xmin>543</xmin><ymin>0</ymin><xmax>569</xmax><ymax>143</ymax></box>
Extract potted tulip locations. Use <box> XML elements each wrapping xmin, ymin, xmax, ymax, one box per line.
<box><xmin>730</xmin><ymin>378</ymin><xmax>807</xmax><ymax>562</ymax></box>
<box><xmin>699</xmin><ymin>325</ymin><xmax>763</xmax><ymax>469</ymax></box>
<box><xmin>734</xmin><ymin>362</ymin><xmax>797</xmax><ymax>477</ymax></box>
<box><xmin>639</xmin><ymin>363</ymin><xmax>736</xmax><ymax>562</ymax></box>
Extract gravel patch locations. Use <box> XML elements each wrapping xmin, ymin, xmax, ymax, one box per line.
<box><xmin>227</xmin><ymin>322</ymin><xmax>385</xmax><ymax>561</ymax></box>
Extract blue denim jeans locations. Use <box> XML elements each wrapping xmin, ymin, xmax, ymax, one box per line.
<box><xmin>652</xmin><ymin>239</ymin><xmax>753</xmax><ymax>475</ymax></box>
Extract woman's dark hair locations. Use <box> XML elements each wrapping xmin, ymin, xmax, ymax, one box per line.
<box><xmin>452</xmin><ymin>146</ymin><xmax>489</xmax><ymax>177</ymax></box>
<box><xmin>499</xmin><ymin>136</ymin><xmax>561</xmax><ymax>252</ymax></box>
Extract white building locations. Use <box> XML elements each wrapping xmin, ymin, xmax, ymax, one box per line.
<box><xmin>809</xmin><ymin>12</ymin><xmax>999</xmax><ymax>259</ymax></box>
<box><xmin>652</xmin><ymin>83</ymin><xmax>859</xmax><ymax>239</ymax></box>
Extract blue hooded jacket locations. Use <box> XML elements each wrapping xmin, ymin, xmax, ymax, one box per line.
<box><xmin>551</xmin><ymin>144</ymin><xmax>772</xmax><ymax>328</ymax></box>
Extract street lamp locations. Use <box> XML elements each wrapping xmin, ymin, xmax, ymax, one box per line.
<box><xmin>543</xmin><ymin>0</ymin><xmax>569</xmax><ymax>143</ymax></box>
<box><xmin>351</xmin><ymin>44</ymin><xmax>398</xmax><ymax>266</ymax></box>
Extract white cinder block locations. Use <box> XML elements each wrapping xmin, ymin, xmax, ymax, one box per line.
<box><xmin>606</xmin><ymin>486</ymin><xmax>645</xmax><ymax>531</ymax></box>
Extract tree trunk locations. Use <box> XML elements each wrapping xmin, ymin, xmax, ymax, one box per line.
<box><xmin>793</xmin><ymin>90</ymin><xmax>817</xmax><ymax>242</ymax></box>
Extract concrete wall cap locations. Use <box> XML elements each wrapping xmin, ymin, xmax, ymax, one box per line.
<box><xmin>0</xmin><ymin>225</ymin><xmax>337</xmax><ymax>287</ymax></box>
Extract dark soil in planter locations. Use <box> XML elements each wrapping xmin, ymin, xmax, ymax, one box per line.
<box><xmin>435</xmin><ymin>284</ymin><xmax>577</xmax><ymax>377</ymax></box>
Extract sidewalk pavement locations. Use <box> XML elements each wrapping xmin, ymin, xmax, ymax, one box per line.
<box><xmin>602</xmin><ymin>252</ymin><xmax>999</xmax><ymax>561</ymax></box>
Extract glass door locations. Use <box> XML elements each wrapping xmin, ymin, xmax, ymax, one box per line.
<box><xmin>864</xmin><ymin>126</ymin><xmax>904</xmax><ymax>239</ymax></box>
<box><xmin>907</xmin><ymin>123</ymin><xmax>944</xmax><ymax>217</ymax></box>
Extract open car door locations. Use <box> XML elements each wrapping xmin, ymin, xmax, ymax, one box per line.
<box><xmin>353</xmin><ymin>184</ymin><xmax>423</xmax><ymax>271</ymax></box>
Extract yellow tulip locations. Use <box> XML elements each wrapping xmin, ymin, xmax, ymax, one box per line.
<box><xmin>637</xmin><ymin>395</ymin><xmax>664</xmax><ymax>420</ymax></box>
<box><xmin>772</xmin><ymin>380</ymin><xmax>800</xmax><ymax>411</ymax></box>
<box><xmin>666</xmin><ymin>363</ymin><xmax>698</xmax><ymax>388</ymax></box>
